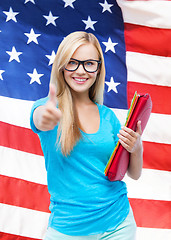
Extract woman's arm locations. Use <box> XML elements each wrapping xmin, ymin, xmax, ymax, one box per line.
<box><xmin>33</xmin><ymin>84</ymin><xmax>62</xmax><ymax>131</ymax></box>
<box><xmin>117</xmin><ymin>121</ymin><xmax>143</xmax><ymax>180</ymax></box>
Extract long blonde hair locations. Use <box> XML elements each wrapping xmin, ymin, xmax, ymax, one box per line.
<box><xmin>50</xmin><ymin>31</ymin><xmax>106</xmax><ymax>155</ymax></box>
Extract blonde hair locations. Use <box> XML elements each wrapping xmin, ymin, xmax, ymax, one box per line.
<box><xmin>50</xmin><ymin>31</ymin><xmax>106</xmax><ymax>155</ymax></box>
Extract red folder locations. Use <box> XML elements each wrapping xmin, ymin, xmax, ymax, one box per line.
<box><xmin>105</xmin><ymin>92</ymin><xmax>152</xmax><ymax>181</ymax></box>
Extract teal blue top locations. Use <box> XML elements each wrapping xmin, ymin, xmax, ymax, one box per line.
<box><xmin>30</xmin><ymin>97</ymin><xmax>130</xmax><ymax>236</ymax></box>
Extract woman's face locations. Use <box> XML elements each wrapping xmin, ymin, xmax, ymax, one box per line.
<box><xmin>63</xmin><ymin>43</ymin><xmax>100</xmax><ymax>98</ymax></box>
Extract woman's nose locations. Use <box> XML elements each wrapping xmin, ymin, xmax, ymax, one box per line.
<box><xmin>75</xmin><ymin>63</ymin><xmax>86</xmax><ymax>73</ymax></box>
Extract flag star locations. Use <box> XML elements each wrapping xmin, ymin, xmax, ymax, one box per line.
<box><xmin>0</xmin><ymin>70</ymin><xmax>5</xmax><ymax>80</ymax></box>
<box><xmin>102</xmin><ymin>37</ymin><xmax>118</xmax><ymax>53</ymax></box>
<box><xmin>46</xmin><ymin>50</ymin><xmax>56</xmax><ymax>65</ymax></box>
<box><xmin>99</xmin><ymin>0</ymin><xmax>113</xmax><ymax>13</ymax></box>
<box><xmin>27</xmin><ymin>69</ymin><xmax>44</xmax><ymax>85</ymax></box>
<box><xmin>24</xmin><ymin>28</ymin><xmax>41</xmax><ymax>44</ymax></box>
<box><xmin>105</xmin><ymin>77</ymin><xmax>120</xmax><ymax>93</ymax></box>
<box><xmin>3</xmin><ymin>7</ymin><xmax>19</xmax><ymax>22</ymax></box>
<box><xmin>43</xmin><ymin>11</ymin><xmax>59</xmax><ymax>26</ymax></box>
<box><xmin>82</xmin><ymin>16</ymin><xmax>97</xmax><ymax>31</ymax></box>
<box><xmin>6</xmin><ymin>46</ymin><xmax>22</xmax><ymax>62</ymax></box>
<box><xmin>63</xmin><ymin>0</ymin><xmax>76</xmax><ymax>8</ymax></box>
<box><xmin>24</xmin><ymin>0</ymin><xmax>35</xmax><ymax>4</ymax></box>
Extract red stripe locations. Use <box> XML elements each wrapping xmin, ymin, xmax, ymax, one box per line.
<box><xmin>143</xmin><ymin>141</ymin><xmax>171</xmax><ymax>171</ymax></box>
<box><xmin>124</xmin><ymin>23</ymin><xmax>171</xmax><ymax>57</ymax></box>
<box><xmin>1</xmin><ymin>122</ymin><xmax>171</xmax><ymax>172</ymax></box>
<box><xmin>0</xmin><ymin>232</ymin><xmax>40</xmax><ymax>240</ymax></box>
<box><xmin>0</xmin><ymin>121</ymin><xmax>43</xmax><ymax>156</ymax></box>
<box><xmin>129</xmin><ymin>198</ymin><xmax>171</xmax><ymax>229</ymax></box>
<box><xmin>0</xmin><ymin>175</ymin><xmax>50</xmax><ymax>213</ymax></box>
<box><xmin>1</xmin><ymin>174</ymin><xmax>170</xmax><ymax>230</ymax></box>
<box><xmin>127</xmin><ymin>82</ymin><xmax>171</xmax><ymax>115</ymax></box>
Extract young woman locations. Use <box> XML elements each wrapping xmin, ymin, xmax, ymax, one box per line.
<box><xmin>30</xmin><ymin>31</ymin><xmax>143</xmax><ymax>240</ymax></box>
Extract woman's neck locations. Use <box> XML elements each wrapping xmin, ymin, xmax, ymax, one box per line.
<box><xmin>71</xmin><ymin>91</ymin><xmax>93</xmax><ymax>106</ymax></box>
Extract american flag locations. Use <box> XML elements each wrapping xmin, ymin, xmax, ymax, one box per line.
<box><xmin>0</xmin><ymin>0</ymin><xmax>170</xmax><ymax>239</ymax></box>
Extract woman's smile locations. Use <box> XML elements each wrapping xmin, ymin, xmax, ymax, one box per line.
<box><xmin>73</xmin><ymin>77</ymin><xmax>88</xmax><ymax>84</ymax></box>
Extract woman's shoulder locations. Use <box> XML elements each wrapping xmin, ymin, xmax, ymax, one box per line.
<box><xmin>97</xmin><ymin>103</ymin><xmax>121</xmax><ymax>129</ymax></box>
<box><xmin>97</xmin><ymin>103</ymin><xmax>117</xmax><ymax>118</ymax></box>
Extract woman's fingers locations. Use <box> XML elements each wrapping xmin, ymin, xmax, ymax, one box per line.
<box><xmin>117</xmin><ymin>122</ymin><xmax>142</xmax><ymax>153</ymax></box>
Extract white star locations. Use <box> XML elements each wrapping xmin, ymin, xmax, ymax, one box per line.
<box><xmin>82</xmin><ymin>16</ymin><xmax>97</xmax><ymax>31</ymax></box>
<box><xmin>0</xmin><ymin>70</ymin><xmax>5</xmax><ymax>80</ymax></box>
<box><xmin>24</xmin><ymin>28</ymin><xmax>41</xmax><ymax>44</ymax></box>
<box><xmin>99</xmin><ymin>0</ymin><xmax>113</xmax><ymax>13</ymax></box>
<box><xmin>105</xmin><ymin>77</ymin><xmax>120</xmax><ymax>93</ymax></box>
<box><xmin>6</xmin><ymin>46</ymin><xmax>22</xmax><ymax>63</ymax></box>
<box><xmin>43</xmin><ymin>11</ymin><xmax>59</xmax><ymax>26</ymax></box>
<box><xmin>24</xmin><ymin>0</ymin><xmax>35</xmax><ymax>4</ymax></box>
<box><xmin>102</xmin><ymin>37</ymin><xmax>118</xmax><ymax>53</ymax></box>
<box><xmin>3</xmin><ymin>7</ymin><xmax>19</xmax><ymax>22</ymax></box>
<box><xmin>63</xmin><ymin>0</ymin><xmax>76</xmax><ymax>8</ymax></box>
<box><xmin>27</xmin><ymin>69</ymin><xmax>44</xmax><ymax>85</ymax></box>
<box><xmin>46</xmin><ymin>51</ymin><xmax>56</xmax><ymax>65</ymax></box>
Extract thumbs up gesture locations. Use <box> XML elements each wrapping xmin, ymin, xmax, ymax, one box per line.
<box><xmin>33</xmin><ymin>84</ymin><xmax>62</xmax><ymax>131</ymax></box>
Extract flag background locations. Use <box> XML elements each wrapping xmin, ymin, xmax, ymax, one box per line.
<box><xmin>0</xmin><ymin>0</ymin><xmax>171</xmax><ymax>240</ymax></box>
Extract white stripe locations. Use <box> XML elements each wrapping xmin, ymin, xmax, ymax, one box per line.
<box><xmin>126</xmin><ymin>52</ymin><xmax>171</xmax><ymax>87</ymax></box>
<box><xmin>143</xmin><ymin>113</ymin><xmax>171</xmax><ymax>145</ymax></box>
<box><xmin>1</xmin><ymin>96</ymin><xmax>171</xmax><ymax>145</ymax></box>
<box><xmin>1</xmin><ymin>146</ymin><xmax>170</xmax><ymax>202</ymax></box>
<box><xmin>112</xmin><ymin>108</ymin><xmax>128</xmax><ymax>126</ymax></box>
<box><xmin>1</xmin><ymin>203</ymin><xmax>171</xmax><ymax>240</ymax></box>
<box><xmin>124</xmin><ymin>168</ymin><xmax>171</xmax><ymax>201</ymax></box>
<box><xmin>117</xmin><ymin>0</ymin><xmax>171</xmax><ymax>29</ymax></box>
<box><xmin>137</xmin><ymin>227</ymin><xmax>171</xmax><ymax>240</ymax></box>
<box><xmin>0</xmin><ymin>146</ymin><xmax>47</xmax><ymax>185</ymax></box>
<box><xmin>0</xmin><ymin>96</ymin><xmax>33</xmax><ymax>128</ymax></box>
<box><xmin>113</xmin><ymin>109</ymin><xmax>171</xmax><ymax>145</ymax></box>
<box><xmin>0</xmin><ymin>203</ymin><xmax>49</xmax><ymax>239</ymax></box>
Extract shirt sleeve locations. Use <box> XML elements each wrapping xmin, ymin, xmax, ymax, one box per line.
<box><xmin>30</xmin><ymin>97</ymin><xmax>49</xmax><ymax>134</ymax></box>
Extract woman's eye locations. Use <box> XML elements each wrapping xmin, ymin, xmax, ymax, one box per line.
<box><xmin>85</xmin><ymin>61</ymin><xmax>94</xmax><ymax>66</ymax></box>
<box><xmin>68</xmin><ymin>61</ymin><xmax>77</xmax><ymax>65</ymax></box>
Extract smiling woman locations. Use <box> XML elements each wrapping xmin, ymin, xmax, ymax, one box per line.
<box><xmin>30</xmin><ymin>31</ymin><xmax>143</xmax><ymax>240</ymax></box>
<box><xmin>48</xmin><ymin>32</ymin><xmax>106</xmax><ymax>156</ymax></box>
<box><xmin>63</xmin><ymin>43</ymin><xmax>100</xmax><ymax>97</ymax></box>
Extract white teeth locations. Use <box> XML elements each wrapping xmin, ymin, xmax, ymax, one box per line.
<box><xmin>74</xmin><ymin>78</ymin><xmax>86</xmax><ymax>82</ymax></box>
<box><xmin>74</xmin><ymin>78</ymin><xmax>87</xmax><ymax>82</ymax></box>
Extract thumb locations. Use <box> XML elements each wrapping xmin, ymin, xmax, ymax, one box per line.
<box><xmin>49</xmin><ymin>84</ymin><xmax>57</xmax><ymax>106</ymax></box>
<box><xmin>136</xmin><ymin>120</ymin><xmax>142</xmax><ymax>135</ymax></box>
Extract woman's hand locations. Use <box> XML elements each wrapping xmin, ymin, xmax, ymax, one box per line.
<box><xmin>118</xmin><ymin>121</ymin><xmax>143</xmax><ymax>180</ymax></box>
<box><xmin>33</xmin><ymin>84</ymin><xmax>62</xmax><ymax>131</ymax></box>
<box><xmin>117</xmin><ymin>121</ymin><xmax>142</xmax><ymax>154</ymax></box>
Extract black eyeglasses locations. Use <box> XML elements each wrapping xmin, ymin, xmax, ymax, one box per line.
<box><xmin>65</xmin><ymin>58</ymin><xmax>101</xmax><ymax>73</ymax></box>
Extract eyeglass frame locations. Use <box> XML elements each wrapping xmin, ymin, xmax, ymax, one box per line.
<box><xmin>64</xmin><ymin>58</ymin><xmax>101</xmax><ymax>73</ymax></box>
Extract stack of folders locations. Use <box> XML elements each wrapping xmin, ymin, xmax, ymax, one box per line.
<box><xmin>105</xmin><ymin>91</ymin><xmax>152</xmax><ymax>181</ymax></box>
